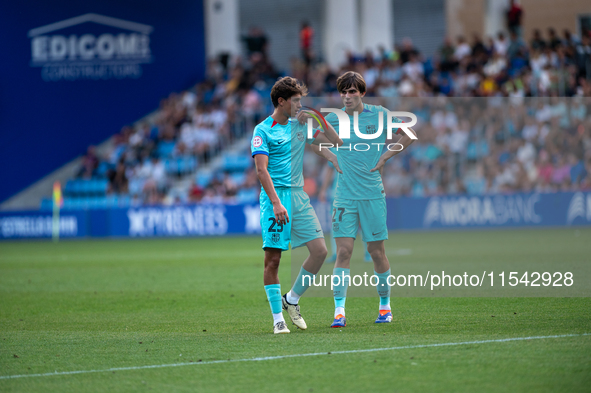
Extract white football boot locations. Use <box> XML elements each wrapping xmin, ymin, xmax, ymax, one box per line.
<box><xmin>273</xmin><ymin>320</ymin><xmax>290</xmax><ymax>334</ymax></box>
<box><xmin>282</xmin><ymin>294</ymin><xmax>307</xmax><ymax>330</ymax></box>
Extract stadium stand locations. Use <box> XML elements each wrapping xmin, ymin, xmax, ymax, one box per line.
<box><xmin>41</xmin><ymin>27</ymin><xmax>591</xmax><ymax>210</ymax></box>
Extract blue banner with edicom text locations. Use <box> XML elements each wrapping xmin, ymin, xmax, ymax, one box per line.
<box><xmin>0</xmin><ymin>0</ymin><xmax>205</xmax><ymax>203</ymax></box>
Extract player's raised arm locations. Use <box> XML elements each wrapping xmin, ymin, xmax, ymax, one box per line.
<box><xmin>312</xmin><ymin>118</ymin><xmax>343</xmax><ymax>146</ymax></box>
<box><xmin>370</xmin><ymin>123</ymin><xmax>417</xmax><ymax>173</ymax></box>
<box><xmin>253</xmin><ymin>154</ymin><xmax>289</xmax><ymax>224</ymax></box>
<box><xmin>297</xmin><ymin>109</ymin><xmax>343</xmax><ymax>146</ymax></box>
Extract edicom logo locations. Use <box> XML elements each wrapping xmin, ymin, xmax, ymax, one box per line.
<box><xmin>29</xmin><ymin>13</ymin><xmax>153</xmax><ymax>81</ymax></box>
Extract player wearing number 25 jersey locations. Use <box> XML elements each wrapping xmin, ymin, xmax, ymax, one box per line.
<box><xmin>251</xmin><ymin>77</ymin><xmax>343</xmax><ymax>334</ymax></box>
<box><xmin>252</xmin><ymin>116</ymin><xmax>322</xmax><ymax>252</ymax></box>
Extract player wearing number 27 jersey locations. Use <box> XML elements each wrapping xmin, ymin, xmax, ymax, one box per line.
<box><xmin>325</xmin><ymin>71</ymin><xmax>417</xmax><ymax>328</ymax></box>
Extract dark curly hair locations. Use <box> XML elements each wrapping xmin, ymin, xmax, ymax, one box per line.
<box><xmin>270</xmin><ymin>77</ymin><xmax>308</xmax><ymax>107</ymax></box>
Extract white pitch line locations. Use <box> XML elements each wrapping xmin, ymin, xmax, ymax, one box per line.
<box><xmin>0</xmin><ymin>249</ymin><xmax>261</xmax><ymax>262</ymax></box>
<box><xmin>1</xmin><ymin>333</ymin><xmax>588</xmax><ymax>380</ymax></box>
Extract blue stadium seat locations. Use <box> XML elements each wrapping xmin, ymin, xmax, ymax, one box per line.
<box><xmin>164</xmin><ymin>158</ymin><xmax>175</xmax><ymax>174</ymax></box>
<box><xmin>106</xmin><ymin>195</ymin><xmax>118</xmax><ymax>208</ymax></box>
<box><xmin>467</xmin><ymin>143</ymin><xmax>478</xmax><ymax>160</ymax></box>
<box><xmin>64</xmin><ymin>179</ymin><xmax>108</xmax><ymax>196</ymax></box>
<box><xmin>478</xmin><ymin>141</ymin><xmax>490</xmax><ymax>158</ymax></box>
<box><xmin>236</xmin><ymin>188</ymin><xmax>259</xmax><ymax>203</ymax></box>
<box><xmin>82</xmin><ymin>180</ymin><xmax>93</xmax><ymax>194</ymax></box>
<box><xmin>64</xmin><ymin>181</ymin><xmax>75</xmax><ymax>195</ymax></box>
<box><xmin>180</xmin><ymin>156</ymin><xmax>197</xmax><ymax>174</ymax></box>
<box><xmin>222</xmin><ymin>155</ymin><xmax>251</xmax><ymax>172</ymax></box>
<box><xmin>88</xmin><ymin>197</ymin><xmax>98</xmax><ymax>209</ymax></box>
<box><xmin>129</xmin><ymin>179</ymin><xmax>145</xmax><ymax>196</ymax></box>
<box><xmin>157</xmin><ymin>142</ymin><xmax>176</xmax><ymax>158</ymax></box>
<box><xmin>95</xmin><ymin>162</ymin><xmax>111</xmax><ymax>177</ymax></box>
<box><xmin>73</xmin><ymin>180</ymin><xmax>83</xmax><ymax>194</ymax></box>
<box><xmin>96</xmin><ymin>180</ymin><xmax>108</xmax><ymax>194</ymax></box>
<box><xmin>196</xmin><ymin>173</ymin><xmax>213</xmax><ymax>188</ymax></box>
<box><xmin>163</xmin><ymin>156</ymin><xmax>197</xmax><ymax>176</ymax></box>
<box><xmin>66</xmin><ymin>198</ymin><xmax>78</xmax><ymax>210</ymax></box>
<box><xmin>40</xmin><ymin>198</ymin><xmax>53</xmax><ymax>211</ymax></box>
<box><xmin>110</xmin><ymin>145</ymin><xmax>126</xmax><ymax>163</ymax></box>
<box><xmin>465</xmin><ymin>178</ymin><xmax>486</xmax><ymax>195</ymax></box>
<box><xmin>81</xmin><ymin>198</ymin><xmax>90</xmax><ymax>209</ymax></box>
<box><xmin>97</xmin><ymin>197</ymin><xmax>108</xmax><ymax>209</ymax></box>
<box><xmin>118</xmin><ymin>195</ymin><xmax>131</xmax><ymax>207</ymax></box>
<box><xmin>230</xmin><ymin>172</ymin><xmax>246</xmax><ymax>186</ymax></box>
<box><xmin>410</xmin><ymin>145</ymin><xmax>426</xmax><ymax>162</ymax></box>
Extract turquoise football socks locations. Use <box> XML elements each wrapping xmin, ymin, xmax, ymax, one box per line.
<box><xmin>333</xmin><ymin>267</ymin><xmax>350</xmax><ymax>316</ymax></box>
<box><xmin>287</xmin><ymin>267</ymin><xmax>315</xmax><ymax>304</ymax></box>
<box><xmin>375</xmin><ymin>269</ymin><xmax>391</xmax><ymax>309</ymax></box>
<box><xmin>264</xmin><ymin>284</ymin><xmax>284</xmax><ymax>323</ymax></box>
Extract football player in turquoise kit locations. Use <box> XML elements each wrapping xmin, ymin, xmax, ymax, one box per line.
<box><xmin>319</xmin><ymin>160</ymin><xmax>372</xmax><ymax>263</ymax></box>
<box><xmin>251</xmin><ymin>77</ymin><xmax>342</xmax><ymax>334</ymax></box>
<box><xmin>325</xmin><ymin>71</ymin><xmax>417</xmax><ymax>327</ymax></box>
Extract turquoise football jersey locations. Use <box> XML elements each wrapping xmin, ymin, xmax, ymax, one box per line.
<box><xmin>251</xmin><ymin>116</ymin><xmax>319</xmax><ymax>188</ymax></box>
<box><xmin>325</xmin><ymin>103</ymin><xmax>402</xmax><ymax>200</ymax></box>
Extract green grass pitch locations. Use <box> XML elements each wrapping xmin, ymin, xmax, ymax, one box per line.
<box><xmin>1</xmin><ymin>228</ymin><xmax>590</xmax><ymax>392</ymax></box>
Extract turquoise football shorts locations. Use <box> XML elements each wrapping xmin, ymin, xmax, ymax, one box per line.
<box><xmin>331</xmin><ymin>197</ymin><xmax>388</xmax><ymax>242</ymax></box>
<box><xmin>260</xmin><ymin>187</ymin><xmax>324</xmax><ymax>251</ymax></box>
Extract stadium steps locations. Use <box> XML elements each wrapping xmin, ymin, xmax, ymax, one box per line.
<box><xmin>0</xmin><ymin>142</ymin><xmax>114</xmax><ymax>211</ymax></box>
<box><xmin>0</xmin><ymin>110</ymin><xmax>160</xmax><ymax>211</ymax></box>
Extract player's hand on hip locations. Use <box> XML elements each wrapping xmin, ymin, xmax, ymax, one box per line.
<box><xmin>330</xmin><ymin>157</ymin><xmax>343</xmax><ymax>174</ymax></box>
<box><xmin>273</xmin><ymin>203</ymin><xmax>289</xmax><ymax>225</ymax></box>
<box><xmin>370</xmin><ymin>157</ymin><xmax>386</xmax><ymax>174</ymax></box>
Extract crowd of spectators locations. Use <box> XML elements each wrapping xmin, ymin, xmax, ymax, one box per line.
<box><xmin>290</xmin><ymin>26</ymin><xmax>591</xmax><ymax>98</ymax></box>
<box><xmin>70</xmin><ymin>50</ymin><xmax>279</xmax><ymax>206</ymax></box>
<box><xmin>292</xmin><ymin>26</ymin><xmax>591</xmax><ymax>199</ymax></box>
<box><xmin>61</xmin><ymin>23</ymin><xmax>591</xmax><ymax>208</ymax></box>
<box><xmin>321</xmin><ymin>97</ymin><xmax>590</xmax><ymax>198</ymax></box>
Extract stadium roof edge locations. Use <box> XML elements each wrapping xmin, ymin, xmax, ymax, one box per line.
<box><xmin>28</xmin><ymin>13</ymin><xmax>154</xmax><ymax>37</ymax></box>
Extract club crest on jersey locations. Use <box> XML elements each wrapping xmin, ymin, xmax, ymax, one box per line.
<box><xmin>366</xmin><ymin>125</ymin><xmax>377</xmax><ymax>134</ymax></box>
<box><xmin>332</xmin><ymin>223</ymin><xmax>340</xmax><ymax>232</ymax></box>
<box><xmin>297</xmin><ymin>131</ymin><xmax>304</xmax><ymax>142</ymax></box>
<box><xmin>252</xmin><ymin>136</ymin><xmax>262</xmax><ymax>147</ymax></box>
<box><xmin>271</xmin><ymin>233</ymin><xmax>280</xmax><ymax>243</ymax></box>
